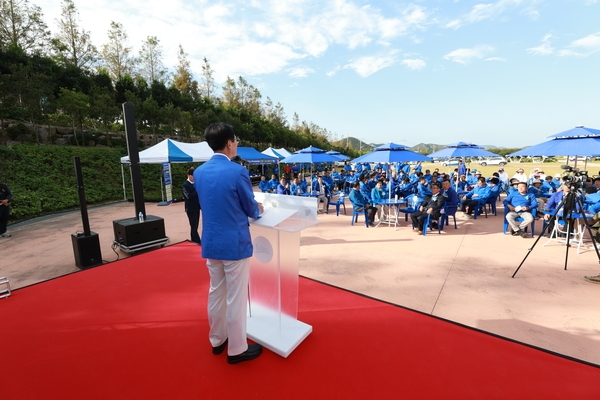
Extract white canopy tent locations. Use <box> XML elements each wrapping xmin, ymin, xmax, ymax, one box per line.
<box><xmin>120</xmin><ymin>139</ymin><xmax>214</xmax><ymax>202</ymax></box>
<box><xmin>120</xmin><ymin>139</ymin><xmax>214</xmax><ymax>164</ymax></box>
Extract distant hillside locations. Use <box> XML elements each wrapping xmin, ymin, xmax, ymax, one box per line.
<box><xmin>331</xmin><ymin>137</ymin><xmax>376</xmax><ymax>152</ymax></box>
<box><xmin>410</xmin><ymin>143</ymin><xmax>447</xmax><ymax>154</ymax></box>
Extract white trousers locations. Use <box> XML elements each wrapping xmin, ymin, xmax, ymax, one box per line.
<box><xmin>206</xmin><ymin>258</ymin><xmax>250</xmax><ymax>356</ymax></box>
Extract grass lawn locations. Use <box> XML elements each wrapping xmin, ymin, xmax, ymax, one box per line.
<box><xmin>423</xmin><ymin>159</ymin><xmax>599</xmax><ymax>180</ymax></box>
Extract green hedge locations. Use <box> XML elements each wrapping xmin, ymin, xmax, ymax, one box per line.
<box><xmin>0</xmin><ymin>144</ymin><xmax>196</xmax><ymax>221</ymax></box>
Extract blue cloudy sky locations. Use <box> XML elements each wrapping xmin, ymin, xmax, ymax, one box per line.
<box><xmin>35</xmin><ymin>0</ymin><xmax>600</xmax><ymax>147</ymax></box>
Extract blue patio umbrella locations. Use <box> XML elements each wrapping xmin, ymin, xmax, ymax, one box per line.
<box><xmin>508</xmin><ymin>126</ymin><xmax>600</xmax><ymax>157</ymax></box>
<box><xmin>351</xmin><ymin>146</ymin><xmax>432</xmax><ymax>163</ymax></box>
<box><xmin>281</xmin><ymin>146</ymin><xmax>342</xmax><ymax>163</ymax></box>
<box><xmin>428</xmin><ymin>142</ymin><xmax>499</xmax><ymax>159</ymax></box>
<box><xmin>547</xmin><ymin>125</ymin><xmax>600</xmax><ymax>138</ymax></box>
<box><xmin>326</xmin><ymin>150</ymin><xmax>350</xmax><ymax>161</ymax></box>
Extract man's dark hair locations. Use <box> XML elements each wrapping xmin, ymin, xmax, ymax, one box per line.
<box><xmin>478</xmin><ymin>177</ymin><xmax>486</xmax><ymax>183</ymax></box>
<box><xmin>187</xmin><ymin>167</ymin><xmax>195</xmax><ymax>176</ymax></box>
<box><xmin>204</xmin><ymin>122</ymin><xmax>235</xmax><ymax>151</ymax></box>
<box><xmin>490</xmin><ymin>177</ymin><xmax>500</xmax><ymax>185</ymax></box>
<box><xmin>594</xmin><ymin>177</ymin><xmax>600</xmax><ymax>182</ymax></box>
<box><xmin>431</xmin><ymin>182</ymin><xmax>442</xmax><ymax>189</ymax></box>
<box><xmin>353</xmin><ymin>181</ymin><xmax>360</xmax><ymax>188</ymax></box>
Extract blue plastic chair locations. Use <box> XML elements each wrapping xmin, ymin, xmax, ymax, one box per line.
<box><xmin>326</xmin><ymin>193</ymin><xmax>347</xmax><ymax>216</ymax></box>
<box><xmin>350</xmin><ymin>201</ymin><xmax>369</xmax><ymax>228</ymax></box>
<box><xmin>503</xmin><ymin>207</ymin><xmax>537</xmax><ymax>237</ymax></box>
<box><xmin>398</xmin><ymin>195</ymin><xmax>423</xmax><ymax>222</ymax></box>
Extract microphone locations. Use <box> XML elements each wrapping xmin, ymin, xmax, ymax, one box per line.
<box><xmin>560</xmin><ymin>165</ymin><xmax>572</xmax><ymax>171</ymax></box>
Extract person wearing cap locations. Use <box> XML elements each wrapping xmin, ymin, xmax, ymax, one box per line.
<box><xmin>512</xmin><ymin>168</ymin><xmax>527</xmax><ymax>183</ymax></box>
<box><xmin>542</xmin><ymin>176</ymin><xmax>555</xmax><ymax>195</ymax></box>
<box><xmin>527</xmin><ymin>179</ymin><xmax>546</xmax><ymax>213</ymax></box>
<box><xmin>410</xmin><ymin>182</ymin><xmax>446</xmax><ymax>234</ymax></box>
<box><xmin>552</xmin><ymin>173</ymin><xmax>563</xmax><ymax>190</ymax></box>
<box><xmin>461</xmin><ymin>177</ymin><xmax>491</xmax><ymax>218</ymax></box>
<box><xmin>498</xmin><ymin>168</ymin><xmax>509</xmax><ymax>185</ymax></box>
<box><xmin>508</xmin><ymin>178</ymin><xmax>520</xmax><ymax>194</ymax></box>
<box><xmin>504</xmin><ymin>182</ymin><xmax>538</xmax><ymax>238</ymax></box>
<box><xmin>423</xmin><ymin>169</ymin><xmax>432</xmax><ymax>182</ymax></box>
<box><xmin>528</xmin><ymin>168</ymin><xmax>540</xmax><ymax>182</ymax></box>
<box><xmin>467</xmin><ymin>169</ymin><xmax>479</xmax><ymax>186</ymax></box>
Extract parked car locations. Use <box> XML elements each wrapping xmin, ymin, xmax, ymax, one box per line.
<box><xmin>568</xmin><ymin>156</ymin><xmax>591</xmax><ymax>162</ymax></box>
<box><xmin>478</xmin><ymin>156</ymin><xmax>507</xmax><ymax>166</ymax></box>
<box><xmin>440</xmin><ymin>158</ymin><xmax>461</xmax><ymax>167</ymax></box>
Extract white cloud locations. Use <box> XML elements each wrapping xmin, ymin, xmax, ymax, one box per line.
<box><xmin>446</xmin><ymin>0</ymin><xmax>538</xmax><ymax>29</ymax></box>
<box><xmin>345</xmin><ymin>52</ymin><xmax>398</xmax><ymax>77</ymax></box>
<box><xmin>401</xmin><ymin>59</ymin><xmax>426</xmax><ymax>70</ymax></box>
<box><xmin>558</xmin><ymin>32</ymin><xmax>600</xmax><ymax>57</ymax></box>
<box><xmin>443</xmin><ymin>45</ymin><xmax>494</xmax><ymax>65</ymax></box>
<box><xmin>485</xmin><ymin>57</ymin><xmax>507</xmax><ymax>62</ymax></box>
<box><xmin>288</xmin><ymin>66</ymin><xmax>315</xmax><ymax>78</ymax></box>
<box><xmin>571</xmin><ymin>32</ymin><xmax>600</xmax><ymax>50</ymax></box>
<box><xmin>326</xmin><ymin>65</ymin><xmax>342</xmax><ymax>77</ymax></box>
<box><xmin>527</xmin><ymin>33</ymin><xmax>554</xmax><ymax>55</ymax></box>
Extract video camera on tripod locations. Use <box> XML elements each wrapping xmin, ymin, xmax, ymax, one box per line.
<box><xmin>560</xmin><ymin>165</ymin><xmax>588</xmax><ymax>190</ymax></box>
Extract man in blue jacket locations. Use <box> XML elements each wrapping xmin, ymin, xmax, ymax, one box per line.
<box><xmin>504</xmin><ymin>182</ymin><xmax>538</xmax><ymax>238</ymax></box>
<box><xmin>349</xmin><ymin>181</ymin><xmax>377</xmax><ymax>226</ymax></box>
<box><xmin>460</xmin><ymin>177</ymin><xmax>490</xmax><ymax>218</ymax></box>
<box><xmin>194</xmin><ymin>122</ymin><xmax>263</xmax><ymax>364</ymax></box>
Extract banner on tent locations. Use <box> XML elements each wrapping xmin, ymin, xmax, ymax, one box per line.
<box><xmin>163</xmin><ymin>162</ymin><xmax>173</xmax><ymax>204</ymax></box>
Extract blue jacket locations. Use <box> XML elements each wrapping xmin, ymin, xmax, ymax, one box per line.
<box><xmin>442</xmin><ymin>187</ymin><xmax>459</xmax><ymax>206</ymax></box>
<box><xmin>258</xmin><ymin>180</ymin><xmax>271</xmax><ymax>192</ymax></box>
<box><xmin>194</xmin><ymin>154</ymin><xmax>260</xmax><ymax>260</ymax></box>
<box><xmin>466</xmin><ymin>185</ymin><xmax>491</xmax><ymax>203</ymax></box>
<box><xmin>349</xmin><ymin>189</ymin><xmax>369</xmax><ymax>210</ymax></box>
<box><xmin>503</xmin><ymin>191</ymin><xmax>538</xmax><ymax>210</ymax></box>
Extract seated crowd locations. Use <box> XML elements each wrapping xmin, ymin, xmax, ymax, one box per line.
<box><xmin>256</xmin><ymin>161</ymin><xmax>600</xmax><ymax>240</ymax></box>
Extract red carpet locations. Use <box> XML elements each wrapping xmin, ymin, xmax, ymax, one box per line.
<box><xmin>1</xmin><ymin>242</ymin><xmax>597</xmax><ymax>399</ymax></box>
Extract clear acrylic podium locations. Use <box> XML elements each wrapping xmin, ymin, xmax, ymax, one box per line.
<box><xmin>247</xmin><ymin>193</ymin><xmax>319</xmax><ymax>357</ymax></box>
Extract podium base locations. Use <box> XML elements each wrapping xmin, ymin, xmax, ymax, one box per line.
<box><xmin>246</xmin><ymin>303</ymin><xmax>312</xmax><ymax>358</ymax></box>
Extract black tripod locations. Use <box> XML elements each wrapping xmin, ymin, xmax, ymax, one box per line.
<box><xmin>512</xmin><ymin>187</ymin><xmax>600</xmax><ymax>278</ymax></box>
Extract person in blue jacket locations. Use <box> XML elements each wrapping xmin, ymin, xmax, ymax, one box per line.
<box><xmin>460</xmin><ymin>177</ymin><xmax>491</xmax><ymax>218</ymax></box>
<box><xmin>258</xmin><ymin>175</ymin><xmax>271</xmax><ymax>193</ymax></box>
<box><xmin>268</xmin><ymin>174</ymin><xmax>279</xmax><ymax>191</ymax></box>
<box><xmin>276</xmin><ymin>178</ymin><xmax>290</xmax><ymax>195</ymax></box>
<box><xmin>417</xmin><ymin>177</ymin><xmax>432</xmax><ymax>199</ymax></box>
<box><xmin>504</xmin><ymin>181</ymin><xmax>538</xmax><ymax>237</ymax></box>
<box><xmin>349</xmin><ymin>181</ymin><xmax>377</xmax><ymax>226</ymax></box>
<box><xmin>193</xmin><ymin>122</ymin><xmax>263</xmax><ymax>364</ymax></box>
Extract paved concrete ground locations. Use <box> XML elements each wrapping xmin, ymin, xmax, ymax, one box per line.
<box><xmin>2</xmin><ymin>196</ymin><xmax>600</xmax><ymax>366</ymax></box>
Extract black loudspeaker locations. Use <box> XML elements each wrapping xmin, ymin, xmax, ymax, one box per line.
<box><xmin>72</xmin><ymin>232</ymin><xmax>103</xmax><ymax>269</ymax></box>
<box><xmin>113</xmin><ymin>216</ymin><xmax>166</xmax><ymax>247</ymax></box>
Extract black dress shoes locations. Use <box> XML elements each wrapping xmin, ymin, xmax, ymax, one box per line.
<box><xmin>227</xmin><ymin>344</ymin><xmax>263</xmax><ymax>364</ymax></box>
<box><xmin>212</xmin><ymin>339</ymin><xmax>228</xmax><ymax>355</ymax></box>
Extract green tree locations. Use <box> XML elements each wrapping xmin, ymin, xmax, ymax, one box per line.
<box><xmin>100</xmin><ymin>21</ymin><xmax>135</xmax><ymax>82</ymax></box>
<box><xmin>172</xmin><ymin>44</ymin><xmax>199</xmax><ymax>100</ymax></box>
<box><xmin>0</xmin><ymin>0</ymin><xmax>51</xmax><ymax>53</ymax></box>
<box><xmin>52</xmin><ymin>0</ymin><xmax>97</xmax><ymax>69</ymax></box>
<box><xmin>221</xmin><ymin>76</ymin><xmax>261</xmax><ymax>115</ymax></box>
<box><xmin>138</xmin><ymin>36</ymin><xmax>167</xmax><ymax>84</ymax></box>
<box><xmin>200</xmin><ymin>57</ymin><xmax>216</xmax><ymax>101</ymax></box>
<box><xmin>57</xmin><ymin>87</ymin><xmax>89</xmax><ymax>146</ymax></box>
<box><xmin>89</xmin><ymin>85</ymin><xmax>119</xmax><ymax>146</ymax></box>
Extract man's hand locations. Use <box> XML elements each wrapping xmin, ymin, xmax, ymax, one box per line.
<box><xmin>258</xmin><ymin>202</ymin><xmax>264</xmax><ymax>214</ymax></box>
<box><xmin>0</xmin><ymin>199</ymin><xmax>8</xmax><ymax>206</ymax></box>
<box><xmin>426</xmin><ymin>208</ymin><xmax>432</xmax><ymax>214</ymax></box>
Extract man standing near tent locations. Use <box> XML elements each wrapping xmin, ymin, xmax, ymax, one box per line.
<box><xmin>193</xmin><ymin>122</ymin><xmax>263</xmax><ymax>364</ymax></box>
<box><xmin>182</xmin><ymin>167</ymin><xmax>200</xmax><ymax>244</ymax></box>
<box><xmin>0</xmin><ymin>182</ymin><xmax>12</xmax><ymax>237</ymax></box>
